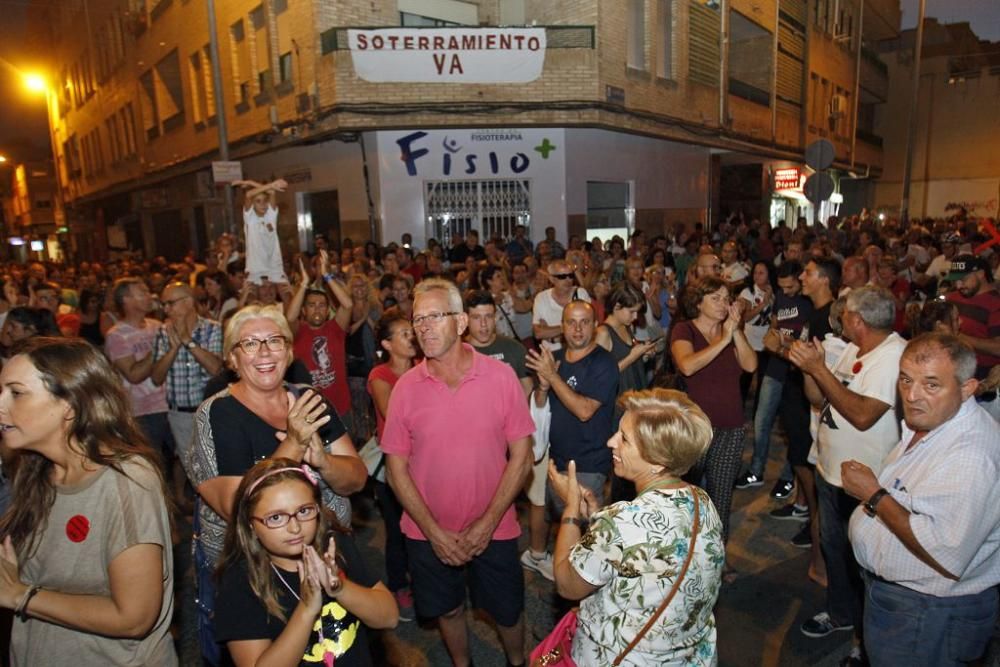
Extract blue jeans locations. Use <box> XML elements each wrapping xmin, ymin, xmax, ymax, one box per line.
<box><xmin>863</xmin><ymin>572</ymin><xmax>998</xmax><ymax>666</ymax></box>
<box><xmin>749</xmin><ymin>375</ymin><xmax>792</xmax><ymax>481</ymax></box>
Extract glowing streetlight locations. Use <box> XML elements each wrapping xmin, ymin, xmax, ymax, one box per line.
<box><xmin>23</xmin><ymin>73</ymin><xmax>46</xmax><ymax>94</ymax></box>
<box><xmin>0</xmin><ymin>155</ymin><xmax>6</xmax><ymax>163</ymax></box>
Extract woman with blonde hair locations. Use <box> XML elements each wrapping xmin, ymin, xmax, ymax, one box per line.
<box><xmin>187</xmin><ymin>304</ymin><xmax>367</xmax><ymax>663</ymax></box>
<box><xmin>0</xmin><ymin>338</ymin><xmax>176</xmax><ymax>665</ymax></box>
<box><xmin>546</xmin><ymin>388</ymin><xmax>724</xmax><ymax>666</ymax></box>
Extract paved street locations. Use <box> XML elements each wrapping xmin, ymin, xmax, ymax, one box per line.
<box><xmin>168</xmin><ymin>431</ymin><xmax>859</xmax><ymax>667</ymax></box>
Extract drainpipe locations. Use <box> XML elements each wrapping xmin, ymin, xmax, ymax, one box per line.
<box><xmin>719</xmin><ymin>0</ymin><xmax>730</xmax><ymax>129</ymax></box>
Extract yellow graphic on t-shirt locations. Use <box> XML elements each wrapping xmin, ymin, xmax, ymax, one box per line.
<box><xmin>303</xmin><ymin>600</ymin><xmax>359</xmax><ymax>663</ymax></box>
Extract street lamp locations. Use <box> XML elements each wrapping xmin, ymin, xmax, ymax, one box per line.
<box><xmin>23</xmin><ymin>73</ymin><xmax>46</xmax><ymax>94</ymax></box>
<box><xmin>0</xmin><ymin>155</ymin><xmax>6</xmax><ymax>164</ymax></box>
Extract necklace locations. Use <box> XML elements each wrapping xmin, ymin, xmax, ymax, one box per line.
<box><xmin>271</xmin><ymin>563</ymin><xmax>335</xmax><ymax>667</ymax></box>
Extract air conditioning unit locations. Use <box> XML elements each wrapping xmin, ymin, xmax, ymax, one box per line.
<box><xmin>829</xmin><ymin>94</ymin><xmax>847</xmax><ymax>119</ymax></box>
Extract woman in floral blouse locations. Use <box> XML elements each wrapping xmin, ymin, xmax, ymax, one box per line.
<box><xmin>548</xmin><ymin>388</ymin><xmax>725</xmax><ymax>666</ymax></box>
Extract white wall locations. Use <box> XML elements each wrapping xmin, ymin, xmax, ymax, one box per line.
<box><xmin>241</xmin><ymin>138</ymin><xmax>372</xmax><ymax>222</ymax></box>
<box><xmin>563</xmin><ymin>128</ymin><xmax>709</xmax><ymax>214</ymax></box>
<box><xmin>375</xmin><ymin>128</ymin><xmax>567</xmax><ymax>246</ymax></box>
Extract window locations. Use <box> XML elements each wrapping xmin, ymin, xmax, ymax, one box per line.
<box><xmin>627</xmin><ymin>0</ymin><xmax>646</xmax><ymax>70</ymax></box>
<box><xmin>231</xmin><ymin>19</ymin><xmax>251</xmax><ymax>106</ymax></box>
<box><xmin>139</xmin><ymin>70</ymin><xmax>159</xmax><ymax>140</ymax></box>
<box><xmin>106</xmin><ymin>116</ymin><xmax>120</xmax><ymax>162</ymax></box>
<box><xmin>279</xmin><ymin>52</ymin><xmax>292</xmax><ymax>83</ymax></box>
<box><xmin>272</xmin><ymin>0</ymin><xmax>287</xmax><ymax>14</ymax></box>
<box><xmin>658</xmin><ymin>0</ymin><xmax>674</xmax><ymax>79</ymax></box>
<box><xmin>399</xmin><ymin>12</ymin><xmax>461</xmax><ymax>26</ymax></box>
<box><xmin>154</xmin><ymin>49</ymin><xmax>185</xmax><ymax>131</ymax></box>
<box><xmin>729</xmin><ymin>11</ymin><xmax>772</xmax><ymax>106</ymax></box>
<box><xmin>250</xmin><ymin>4</ymin><xmax>271</xmax><ymax>94</ymax></box>
<box><xmin>689</xmin><ymin>0</ymin><xmax>721</xmax><ymax>86</ymax></box>
<box><xmin>189</xmin><ymin>50</ymin><xmax>215</xmax><ymax>124</ymax></box>
<box><xmin>124</xmin><ymin>103</ymin><xmax>138</xmax><ymax>154</ymax></box>
<box><xmin>398</xmin><ymin>0</ymin><xmax>475</xmax><ymax>26</ymax></box>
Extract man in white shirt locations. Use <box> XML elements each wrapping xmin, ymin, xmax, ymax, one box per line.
<box><xmin>531</xmin><ymin>260</ymin><xmax>590</xmax><ymax>351</ymax></box>
<box><xmin>789</xmin><ymin>286</ymin><xmax>906</xmax><ymax>662</ymax></box>
<box><xmin>845</xmin><ymin>333</ymin><xmax>1000</xmax><ymax>666</ymax></box>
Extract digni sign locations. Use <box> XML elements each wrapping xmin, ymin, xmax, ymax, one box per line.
<box><xmin>348</xmin><ymin>28</ymin><xmax>546</xmax><ymax>83</ymax></box>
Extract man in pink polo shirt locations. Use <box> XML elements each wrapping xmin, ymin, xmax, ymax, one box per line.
<box><xmin>382</xmin><ymin>278</ymin><xmax>534</xmax><ymax>667</ymax></box>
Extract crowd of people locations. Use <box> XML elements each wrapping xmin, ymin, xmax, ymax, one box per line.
<box><xmin>0</xmin><ymin>207</ymin><xmax>998</xmax><ymax>667</ymax></box>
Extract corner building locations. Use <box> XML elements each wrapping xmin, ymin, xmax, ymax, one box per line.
<box><xmin>40</xmin><ymin>0</ymin><xmax>898</xmax><ymax>260</ymax></box>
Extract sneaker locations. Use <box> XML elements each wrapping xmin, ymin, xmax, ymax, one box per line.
<box><xmin>791</xmin><ymin>522</ymin><xmax>812</xmax><ymax>548</ymax></box>
<box><xmin>771</xmin><ymin>478</ymin><xmax>795</xmax><ymax>499</ymax></box>
<box><xmin>801</xmin><ymin>611</ymin><xmax>854</xmax><ymax>638</ymax></box>
<box><xmin>770</xmin><ymin>503</ymin><xmax>809</xmax><ymax>521</ymax></box>
<box><xmin>520</xmin><ymin>550</ymin><xmax>555</xmax><ymax>582</ymax></box>
<box><xmin>393</xmin><ymin>588</ymin><xmax>415</xmax><ymax>622</ymax></box>
<box><xmin>734</xmin><ymin>472</ymin><xmax>764</xmax><ymax>489</ymax></box>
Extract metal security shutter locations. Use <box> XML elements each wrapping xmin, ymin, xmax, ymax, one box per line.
<box><xmin>688</xmin><ymin>1</ymin><xmax>720</xmax><ymax>87</ymax></box>
<box><xmin>425</xmin><ymin>179</ymin><xmax>531</xmax><ymax>246</ymax></box>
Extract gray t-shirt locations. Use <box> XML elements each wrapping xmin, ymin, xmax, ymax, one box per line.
<box><xmin>473</xmin><ymin>335</ymin><xmax>529</xmax><ymax>379</ymax></box>
<box><xmin>11</xmin><ymin>458</ymin><xmax>177</xmax><ymax>667</ymax></box>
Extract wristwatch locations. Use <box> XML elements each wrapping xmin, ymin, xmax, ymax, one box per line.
<box><xmin>185</xmin><ymin>340</ymin><xmax>198</xmax><ymax>350</ymax></box>
<box><xmin>863</xmin><ymin>488</ymin><xmax>890</xmax><ymax>517</ymax></box>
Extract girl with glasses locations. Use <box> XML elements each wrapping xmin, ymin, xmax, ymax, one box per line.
<box><xmin>187</xmin><ymin>305</ymin><xmax>367</xmax><ymax>664</ymax></box>
<box><xmin>215</xmin><ymin>458</ymin><xmax>397</xmax><ymax>666</ymax></box>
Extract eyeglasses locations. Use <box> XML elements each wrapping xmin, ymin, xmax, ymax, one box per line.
<box><xmin>162</xmin><ymin>295</ymin><xmax>192</xmax><ymax>308</ymax></box>
<box><xmin>549</xmin><ymin>273</ymin><xmax>574</xmax><ymax>281</ymax></box>
<box><xmin>412</xmin><ymin>311</ymin><xmax>460</xmax><ymax>328</ymax></box>
<box><xmin>251</xmin><ymin>502</ymin><xmax>320</xmax><ymax>529</ymax></box>
<box><xmin>235</xmin><ymin>335</ymin><xmax>288</xmax><ymax>355</ymax></box>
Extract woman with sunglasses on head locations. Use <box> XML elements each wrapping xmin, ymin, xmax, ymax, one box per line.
<box><xmin>214</xmin><ymin>458</ymin><xmax>396</xmax><ymax>667</ymax></box>
<box><xmin>186</xmin><ymin>304</ymin><xmax>367</xmax><ymax>663</ymax></box>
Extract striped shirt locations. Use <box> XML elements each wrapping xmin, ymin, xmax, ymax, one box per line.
<box><xmin>152</xmin><ymin>317</ymin><xmax>223</xmax><ymax>409</ymax></box>
<box><xmin>849</xmin><ymin>398</ymin><xmax>1000</xmax><ymax>597</ymax></box>
<box><xmin>947</xmin><ymin>287</ymin><xmax>1000</xmax><ymax>378</ymax></box>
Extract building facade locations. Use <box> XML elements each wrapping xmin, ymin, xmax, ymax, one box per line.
<box><xmin>871</xmin><ymin>18</ymin><xmax>1000</xmax><ymax>220</ymax></box>
<box><xmin>38</xmin><ymin>0</ymin><xmax>898</xmax><ymax>260</ymax></box>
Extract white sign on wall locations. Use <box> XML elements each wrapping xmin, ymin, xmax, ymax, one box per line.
<box><xmin>375</xmin><ymin>128</ymin><xmax>567</xmax><ymax>246</ymax></box>
<box><xmin>348</xmin><ymin>28</ymin><xmax>546</xmax><ymax>83</ymax></box>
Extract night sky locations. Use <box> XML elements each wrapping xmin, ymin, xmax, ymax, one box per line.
<box><xmin>901</xmin><ymin>0</ymin><xmax>1000</xmax><ymax>41</ymax></box>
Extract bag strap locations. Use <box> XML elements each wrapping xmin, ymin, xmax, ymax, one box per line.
<box><xmin>497</xmin><ymin>300</ymin><xmax>518</xmax><ymax>337</ymax></box>
<box><xmin>612</xmin><ymin>485</ymin><xmax>701</xmax><ymax>666</ymax></box>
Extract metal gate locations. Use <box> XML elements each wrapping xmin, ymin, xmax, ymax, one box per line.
<box><xmin>424</xmin><ymin>179</ymin><xmax>531</xmax><ymax>247</ymax></box>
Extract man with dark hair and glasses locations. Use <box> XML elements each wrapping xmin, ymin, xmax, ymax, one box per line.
<box><xmin>382</xmin><ymin>278</ymin><xmax>535</xmax><ymax>667</ymax></box>
<box><xmin>532</xmin><ymin>259</ymin><xmax>591</xmax><ymax>352</ymax></box>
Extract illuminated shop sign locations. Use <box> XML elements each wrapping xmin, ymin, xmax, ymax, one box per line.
<box><xmin>774</xmin><ymin>168</ymin><xmax>802</xmax><ymax>190</ymax></box>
